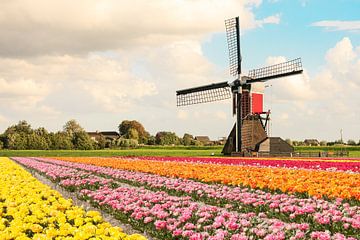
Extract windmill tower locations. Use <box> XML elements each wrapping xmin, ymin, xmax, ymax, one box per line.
<box><xmin>176</xmin><ymin>17</ymin><xmax>303</xmax><ymax>155</ymax></box>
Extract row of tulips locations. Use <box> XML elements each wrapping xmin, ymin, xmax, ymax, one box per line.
<box><xmin>130</xmin><ymin>156</ymin><xmax>360</xmax><ymax>163</ymax></box>
<box><xmin>52</xmin><ymin>157</ymin><xmax>360</xmax><ymax>201</ymax></box>
<box><xmin>121</xmin><ymin>156</ymin><xmax>360</xmax><ymax>172</ymax></box>
<box><xmin>29</xmin><ymin>157</ymin><xmax>360</xmax><ymax>235</ymax></box>
<box><xmin>12</xmin><ymin>157</ymin><xmax>360</xmax><ymax>239</ymax></box>
<box><xmin>0</xmin><ymin>157</ymin><xmax>145</xmax><ymax>240</ymax></box>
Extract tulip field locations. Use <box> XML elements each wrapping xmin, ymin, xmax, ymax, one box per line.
<box><xmin>1</xmin><ymin>156</ymin><xmax>360</xmax><ymax>239</ymax></box>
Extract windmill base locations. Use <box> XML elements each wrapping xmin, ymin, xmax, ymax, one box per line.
<box><xmin>222</xmin><ymin>116</ymin><xmax>267</xmax><ymax>155</ymax></box>
<box><xmin>222</xmin><ymin>115</ymin><xmax>294</xmax><ymax>156</ymax></box>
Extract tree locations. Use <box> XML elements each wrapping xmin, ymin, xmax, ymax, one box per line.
<box><xmin>127</xmin><ymin>128</ymin><xmax>139</xmax><ymax>140</ymax></box>
<box><xmin>347</xmin><ymin>139</ymin><xmax>356</xmax><ymax>145</ymax></box>
<box><xmin>285</xmin><ymin>138</ymin><xmax>292</xmax><ymax>146</ymax></box>
<box><xmin>112</xmin><ymin>138</ymin><xmax>138</xmax><ymax>148</ymax></box>
<box><xmin>0</xmin><ymin>134</ymin><xmax>5</xmax><ymax>149</ymax></box>
<box><xmin>49</xmin><ymin>132</ymin><xmax>73</xmax><ymax>150</ymax></box>
<box><xmin>155</xmin><ymin>131</ymin><xmax>179</xmax><ymax>145</ymax></box>
<box><xmin>63</xmin><ymin>119</ymin><xmax>85</xmax><ymax>137</ymax></box>
<box><xmin>6</xmin><ymin>133</ymin><xmax>27</xmax><ymax>150</ymax></box>
<box><xmin>118</xmin><ymin>120</ymin><xmax>149</xmax><ymax>144</ymax></box>
<box><xmin>72</xmin><ymin>132</ymin><xmax>94</xmax><ymax>150</ymax></box>
<box><xmin>146</xmin><ymin>135</ymin><xmax>156</xmax><ymax>145</ymax></box>
<box><xmin>182</xmin><ymin>133</ymin><xmax>194</xmax><ymax>146</ymax></box>
<box><xmin>25</xmin><ymin>133</ymin><xmax>49</xmax><ymax>149</ymax></box>
<box><xmin>96</xmin><ymin>134</ymin><xmax>107</xmax><ymax>149</ymax></box>
<box><xmin>4</xmin><ymin>120</ymin><xmax>33</xmax><ymax>135</ymax></box>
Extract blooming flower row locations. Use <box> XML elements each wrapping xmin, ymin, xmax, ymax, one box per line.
<box><xmin>0</xmin><ymin>157</ymin><xmax>145</xmax><ymax>240</ymax></box>
<box><xmin>12</xmin><ymin>157</ymin><xmax>360</xmax><ymax>238</ymax></box>
<box><xmin>118</xmin><ymin>156</ymin><xmax>360</xmax><ymax>172</ymax></box>
<box><xmin>51</xmin><ymin>157</ymin><xmax>360</xmax><ymax>200</ymax></box>
<box><xmin>82</xmin><ymin>185</ymin><xmax>318</xmax><ymax>240</ymax></box>
<box><xmin>29</xmin><ymin>156</ymin><xmax>360</xmax><ymax>234</ymax></box>
<box><xmin>130</xmin><ymin>156</ymin><xmax>360</xmax><ymax>163</ymax></box>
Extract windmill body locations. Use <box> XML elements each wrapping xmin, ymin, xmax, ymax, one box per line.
<box><xmin>176</xmin><ymin>17</ymin><xmax>303</xmax><ymax>156</ymax></box>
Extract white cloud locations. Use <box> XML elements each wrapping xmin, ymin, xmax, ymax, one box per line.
<box><xmin>259</xmin><ymin>14</ymin><xmax>281</xmax><ymax>25</ymax></box>
<box><xmin>266</xmin><ymin>37</ymin><xmax>360</xmax><ymax>140</ymax></box>
<box><xmin>312</xmin><ymin>20</ymin><xmax>360</xmax><ymax>32</ymax></box>
<box><xmin>325</xmin><ymin>37</ymin><xmax>356</xmax><ymax>74</ymax></box>
<box><xmin>264</xmin><ymin>56</ymin><xmax>315</xmax><ymax>101</ymax></box>
<box><xmin>0</xmin><ymin>0</ymin><xmax>284</xmax><ymax>136</ymax></box>
<box><xmin>0</xmin><ymin>0</ymin><xmax>280</xmax><ymax>57</ymax></box>
<box><xmin>0</xmin><ymin>78</ymin><xmax>51</xmax><ymax>109</ymax></box>
<box><xmin>266</xmin><ymin>56</ymin><xmax>287</xmax><ymax>66</ymax></box>
<box><xmin>0</xmin><ymin>54</ymin><xmax>157</xmax><ymax>114</ymax></box>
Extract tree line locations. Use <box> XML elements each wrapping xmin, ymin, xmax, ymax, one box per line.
<box><xmin>0</xmin><ymin>120</ymin><xmax>211</xmax><ymax>150</ymax></box>
<box><xmin>285</xmin><ymin>139</ymin><xmax>360</xmax><ymax>146</ymax></box>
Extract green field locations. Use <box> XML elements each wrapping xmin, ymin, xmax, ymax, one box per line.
<box><xmin>1</xmin><ymin>145</ymin><xmax>360</xmax><ymax>157</ymax></box>
<box><xmin>294</xmin><ymin>146</ymin><xmax>360</xmax><ymax>157</ymax></box>
<box><xmin>0</xmin><ymin>146</ymin><xmax>223</xmax><ymax>157</ymax></box>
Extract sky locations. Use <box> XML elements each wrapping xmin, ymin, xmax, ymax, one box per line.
<box><xmin>0</xmin><ymin>0</ymin><xmax>359</xmax><ymax>142</ymax></box>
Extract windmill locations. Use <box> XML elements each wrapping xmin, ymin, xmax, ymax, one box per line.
<box><xmin>176</xmin><ymin>17</ymin><xmax>303</xmax><ymax>155</ymax></box>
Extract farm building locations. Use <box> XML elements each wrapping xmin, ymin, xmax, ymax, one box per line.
<box><xmin>256</xmin><ymin>137</ymin><xmax>294</xmax><ymax>155</ymax></box>
<box><xmin>87</xmin><ymin>131</ymin><xmax>120</xmax><ymax>142</ymax></box>
<box><xmin>195</xmin><ymin>136</ymin><xmax>211</xmax><ymax>145</ymax></box>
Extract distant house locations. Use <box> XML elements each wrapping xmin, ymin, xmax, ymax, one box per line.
<box><xmin>100</xmin><ymin>131</ymin><xmax>120</xmax><ymax>141</ymax></box>
<box><xmin>304</xmin><ymin>139</ymin><xmax>320</xmax><ymax>146</ymax></box>
<box><xmin>87</xmin><ymin>131</ymin><xmax>120</xmax><ymax>142</ymax></box>
<box><xmin>214</xmin><ymin>137</ymin><xmax>227</xmax><ymax>145</ymax></box>
<box><xmin>195</xmin><ymin>136</ymin><xmax>211</xmax><ymax>145</ymax></box>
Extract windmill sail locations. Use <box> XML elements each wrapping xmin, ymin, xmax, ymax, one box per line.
<box><xmin>247</xmin><ymin>58</ymin><xmax>303</xmax><ymax>83</ymax></box>
<box><xmin>176</xmin><ymin>81</ymin><xmax>231</xmax><ymax>106</ymax></box>
<box><xmin>225</xmin><ymin>17</ymin><xmax>241</xmax><ymax>76</ymax></box>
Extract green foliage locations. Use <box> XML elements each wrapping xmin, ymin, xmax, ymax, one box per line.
<box><xmin>6</xmin><ymin>133</ymin><xmax>27</xmax><ymax>150</ymax></box>
<box><xmin>63</xmin><ymin>119</ymin><xmax>84</xmax><ymax>137</ymax></box>
<box><xmin>0</xmin><ymin>146</ymin><xmax>224</xmax><ymax>157</ymax></box>
<box><xmin>118</xmin><ymin>120</ymin><xmax>149</xmax><ymax>144</ymax></box>
<box><xmin>49</xmin><ymin>132</ymin><xmax>74</xmax><ymax>150</ymax></box>
<box><xmin>112</xmin><ymin>138</ymin><xmax>138</xmax><ymax>148</ymax></box>
<box><xmin>146</xmin><ymin>135</ymin><xmax>156</xmax><ymax>145</ymax></box>
<box><xmin>155</xmin><ymin>131</ymin><xmax>179</xmax><ymax>145</ymax></box>
<box><xmin>96</xmin><ymin>134</ymin><xmax>107</xmax><ymax>149</ymax></box>
<box><xmin>26</xmin><ymin>133</ymin><xmax>49</xmax><ymax>150</ymax></box>
<box><xmin>4</xmin><ymin>120</ymin><xmax>33</xmax><ymax>135</ymax></box>
<box><xmin>127</xmin><ymin>128</ymin><xmax>139</xmax><ymax>140</ymax></box>
<box><xmin>181</xmin><ymin>133</ymin><xmax>194</xmax><ymax>146</ymax></box>
<box><xmin>72</xmin><ymin>131</ymin><xmax>94</xmax><ymax>150</ymax></box>
<box><xmin>191</xmin><ymin>140</ymin><xmax>203</xmax><ymax>146</ymax></box>
<box><xmin>0</xmin><ymin>140</ymin><xmax>2</xmax><ymax>150</ymax></box>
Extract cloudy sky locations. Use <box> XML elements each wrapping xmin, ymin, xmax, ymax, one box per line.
<box><xmin>0</xmin><ymin>0</ymin><xmax>359</xmax><ymax>141</ymax></box>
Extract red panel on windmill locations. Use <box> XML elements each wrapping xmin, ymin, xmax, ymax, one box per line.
<box><xmin>251</xmin><ymin>93</ymin><xmax>263</xmax><ymax>114</ymax></box>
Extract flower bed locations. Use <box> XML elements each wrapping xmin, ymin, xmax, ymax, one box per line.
<box><xmin>52</xmin><ymin>157</ymin><xmax>360</xmax><ymax>201</ymax></box>
<box><xmin>0</xmin><ymin>157</ymin><xmax>145</xmax><ymax>240</ymax></box>
<box><xmin>126</xmin><ymin>156</ymin><xmax>360</xmax><ymax>172</ymax></box>
<box><xmin>11</xmin><ymin>157</ymin><xmax>360</xmax><ymax>239</ymax></box>
<box><xmin>27</xmin><ymin>157</ymin><xmax>360</xmax><ymax>235</ymax></box>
